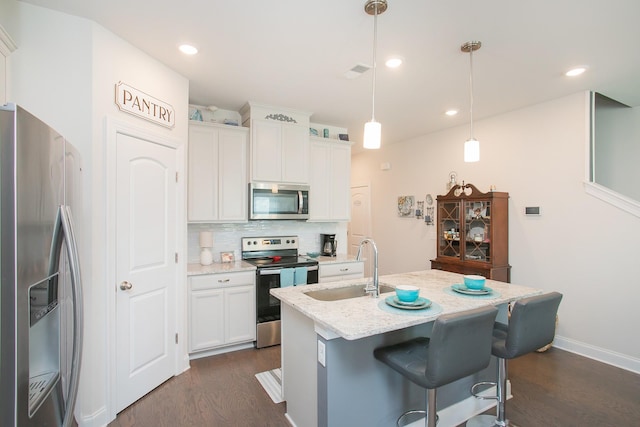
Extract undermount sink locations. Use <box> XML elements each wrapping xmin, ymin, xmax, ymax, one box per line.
<box><xmin>304</xmin><ymin>284</ymin><xmax>395</xmax><ymax>301</ymax></box>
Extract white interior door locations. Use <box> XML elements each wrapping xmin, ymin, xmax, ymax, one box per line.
<box><xmin>115</xmin><ymin>132</ymin><xmax>177</xmax><ymax>412</ymax></box>
<box><xmin>348</xmin><ymin>184</ymin><xmax>372</xmax><ymax>275</ymax></box>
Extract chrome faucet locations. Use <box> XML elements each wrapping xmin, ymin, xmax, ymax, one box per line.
<box><xmin>356</xmin><ymin>237</ymin><xmax>379</xmax><ymax>298</ymax></box>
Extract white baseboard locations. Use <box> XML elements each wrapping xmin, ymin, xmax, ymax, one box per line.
<box><xmin>188</xmin><ymin>341</ymin><xmax>255</xmax><ymax>360</ymax></box>
<box><xmin>178</xmin><ymin>352</ymin><xmax>191</xmax><ymax>374</ymax></box>
<box><xmin>284</xmin><ymin>413</ymin><xmax>297</xmax><ymax>426</ymax></box>
<box><xmin>553</xmin><ymin>335</ymin><xmax>640</xmax><ymax>374</ymax></box>
<box><xmin>77</xmin><ymin>405</ymin><xmax>109</xmax><ymax>427</ymax></box>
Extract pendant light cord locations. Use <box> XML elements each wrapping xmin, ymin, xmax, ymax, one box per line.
<box><xmin>469</xmin><ymin>47</ymin><xmax>474</xmax><ymax>139</ymax></box>
<box><xmin>371</xmin><ymin>3</ymin><xmax>378</xmax><ymax>122</ymax></box>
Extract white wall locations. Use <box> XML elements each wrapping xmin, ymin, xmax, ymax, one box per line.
<box><xmin>352</xmin><ymin>92</ymin><xmax>640</xmax><ymax>372</ymax></box>
<box><xmin>88</xmin><ymin>21</ymin><xmax>189</xmax><ymax>427</ymax></box>
<box><xmin>5</xmin><ymin>2</ymin><xmax>189</xmax><ymax>426</ymax></box>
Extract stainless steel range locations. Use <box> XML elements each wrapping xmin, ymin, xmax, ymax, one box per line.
<box><xmin>242</xmin><ymin>236</ymin><xmax>318</xmax><ymax>348</ymax></box>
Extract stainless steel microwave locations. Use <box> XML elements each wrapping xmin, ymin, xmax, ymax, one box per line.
<box><xmin>249</xmin><ymin>182</ymin><xmax>309</xmax><ymax>220</ymax></box>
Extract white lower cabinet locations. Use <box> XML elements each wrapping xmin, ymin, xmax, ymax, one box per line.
<box><xmin>225</xmin><ymin>285</ymin><xmax>255</xmax><ymax>343</ymax></box>
<box><xmin>188</xmin><ymin>271</ymin><xmax>255</xmax><ymax>353</ymax></box>
<box><xmin>318</xmin><ymin>261</ymin><xmax>364</xmax><ymax>283</ymax></box>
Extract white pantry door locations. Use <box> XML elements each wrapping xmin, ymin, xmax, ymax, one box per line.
<box><xmin>115</xmin><ymin>132</ymin><xmax>177</xmax><ymax>412</ymax></box>
<box><xmin>348</xmin><ymin>185</ymin><xmax>372</xmax><ymax>274</ymax></box>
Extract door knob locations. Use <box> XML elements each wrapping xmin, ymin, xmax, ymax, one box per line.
<box><xmin>120</xmin><ymin>281</ymin><xmax>133</xmax><ymax>291</ymax></box>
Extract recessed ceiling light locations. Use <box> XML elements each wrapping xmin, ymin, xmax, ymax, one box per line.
<box><xmin>385</xmin><ymin>57</ymin><xmax>403</xmax><ymax>68</ymax></box>
<box><xmin>179</xmin><ymin>44</ymin><xmax>198</xmax><ymax>55</ymax></box>
<box><xmin>445</xmin><ymin>110</ymin><xmax>458</xmax><ymax>116</ymax></box>
<box><xmin>565</xmin><ymin>67</ymin><xmax>586</xmax><ymax>77</ymax></box>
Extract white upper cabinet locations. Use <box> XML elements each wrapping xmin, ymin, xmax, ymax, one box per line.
<box><xmin>188</xmin><ymin>122</ymin><xmax>248</xmax><ymax>222</ymax></box>
<box><xmin>281</xmin><ymin>123</ymin><xmax>309</xmax><ymax>183</ymax></box>
<box><xmin>249</xmin><ymin>119</ymin><xmax>309</xmax><ymax>184</ymax></box>
<box><xmin>309</xmin><ymin>137</ymin><xmax>352</xmax><ymax>221</ymax></box>
<box><xmin>241</xmin><ymin>102</ymin><xmax>311</xmax><ymax>184</ymax></box>
<box><xmin>250</xmin><ymin>119</ymin><xmax>282</xmax><ymax>182</ymax></box>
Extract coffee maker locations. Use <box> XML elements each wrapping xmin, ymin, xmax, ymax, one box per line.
<box><xmin>321</xmin><ymin>234</ymin><xmax>337</xmax><ymax>257</ymax></box>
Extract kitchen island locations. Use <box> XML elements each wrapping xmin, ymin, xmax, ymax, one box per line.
<box><xmin>271</xmin><ymin>269</ymin><xmax>542</xmax><ymax>427</ymax></box>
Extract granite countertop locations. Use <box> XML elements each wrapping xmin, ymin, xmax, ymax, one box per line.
<box><xmin>187</xmin><ymin>255</ymin><xmax>360</xmax><ymax>275</ymax></box>
<box><xmin>271</xmin><ymin>269</ymin><xmax>542</xmax><ymax>341</ymax></box>
<box><xmin>187</xmin><ymin>261</ymin><xmax>256</xmax><ymax>276</ymax></box>
<box><xmin>300</xmin><ymin>254</ymin><xmax>362</xmax><ymax>264</ymax></box>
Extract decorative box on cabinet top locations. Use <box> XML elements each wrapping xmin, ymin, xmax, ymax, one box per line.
<box><xmin>240</xmin><ymin>101</ymin><xmax>312</xmax><ymax>128</ymax></box>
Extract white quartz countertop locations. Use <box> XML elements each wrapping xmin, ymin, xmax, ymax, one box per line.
<box><xmin>187</xmin><ymin>261</ymin><xmax>256</xmax><ymax>275</ymax></box>
<box><xmin>187</xmin><ymin>255</ymin><xmax>360</xmax><ymax>275</ymax></box>
<box><xmin>271</xmin><ymin>269</ymin><xmax>542</xmax><ymax>341</ymax></box>
<box><xmin>300</xmin><ymin>254</ymin><xmax>361</xmax><ymax>264</ymax></box>
<box><xmin>187</xmin><ymin>254</ymin><xmax>360</xmax><ymax>276</ymax></box>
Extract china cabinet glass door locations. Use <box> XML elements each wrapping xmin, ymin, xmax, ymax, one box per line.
<box><xmin>438</xmin><ymin>201</ymin><xmax>460</xmax><ymax>258</ymax></box>
<box><xmin>464</xmin><ymin>200</ymin><xmax>491</xmax><ymax>263</ymax></box>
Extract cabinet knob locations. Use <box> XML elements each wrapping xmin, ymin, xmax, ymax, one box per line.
<box><xmin>218</xmin><ymin>278</ymin><xmax>230</xmax><ymax>283</ymax></box>
<box><xmin>339</xmin><ymin>268</ymin><xmax>349</xmax><ymax>272</ymax></box>
<box><xmin>119</xmin><ymin>281</ymin><xmax>133</xmax><ymax>291</ymax></box>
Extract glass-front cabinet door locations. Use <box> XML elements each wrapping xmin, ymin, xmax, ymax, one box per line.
<box><xmin>438</xmin><ymin>201</ymin><xmax>461</xmax><ymax>258</ymax></box>
<box><xmin>464</xmin><ymin>200</ymin><xmax>491</xmax><ymax>263</ymax></box>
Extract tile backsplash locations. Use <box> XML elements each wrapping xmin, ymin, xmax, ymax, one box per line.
<box><xmin>188</xmin><ymin>221</ymin><xmax>347</xmax><ymax>263</ymax></box>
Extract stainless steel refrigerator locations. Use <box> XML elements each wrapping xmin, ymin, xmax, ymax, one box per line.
<box><xmin>0</xmin><ymin>104</ymin><xmax>83</xmax><ymax>427</ymax></box>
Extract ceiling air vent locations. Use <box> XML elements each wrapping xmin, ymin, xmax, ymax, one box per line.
<box><xmin>344</xmin><ymin>64</ymin><xmax>371</xmax><ymax>79</ymax></box>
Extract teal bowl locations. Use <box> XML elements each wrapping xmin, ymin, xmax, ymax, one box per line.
<box><xmin>395</xmin><ymin>285</ymin><xmax>419</xmax><ymax>303</ymax></box>
<box><xmin>463</xmin><ymin>275</ymin><xmax>486</xmax><ymax>290</ymax></box>
<box><xmin>306</xmin><ymin>252</ymin><xmax>320</xmax><ymax>258</ymax></box>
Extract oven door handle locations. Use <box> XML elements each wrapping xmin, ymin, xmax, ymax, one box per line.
<box><xmin>258</xmin><ymin>265</ymin><xmax>318</xmax><ymax>275</ymax></box>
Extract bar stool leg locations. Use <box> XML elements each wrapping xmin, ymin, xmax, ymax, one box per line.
<box><xmin>396</xmin><ymin>389</ymin><xmax>439</xmax><ymax>427</ymax></box>
<box><xmin>466</xmin><ymin>358</ymin><xmax>509</xmax><ymax>427</ymax></box>
<box><xmin>495</xmin><ymin>358</ymin><xmax>508</xmax><ymax>426</ymax></box>
<box><xmin>427</xmin><ymin>388</ymin><xmax>437</xmax><ymax>427</ymax></box>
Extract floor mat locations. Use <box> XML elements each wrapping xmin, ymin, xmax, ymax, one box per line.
<box><xmin>255</xmin><ymin>368</ymin><xmax>283</xmax><ymax>404</ymax></box>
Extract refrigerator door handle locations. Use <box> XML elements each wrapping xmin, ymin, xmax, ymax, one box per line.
<box><xmin>59</xmin><ymin>205</ymin><xmax>84</xmax><ymax>427</ymax></box>
<box><xmin>47</xmin><ymin>207</ymin><xmax>64</xmax><ymax>277</ymax></box>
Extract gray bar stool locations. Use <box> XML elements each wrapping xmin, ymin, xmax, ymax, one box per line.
<box><xmin>374</xmin><ymin>306</ymin><xmax>499</xmax><ymax>427</ymax></box>
<box><xmin>467</xmin><ymin>292</ymin><xmax>563</xmax><ymax>427</ymax></box>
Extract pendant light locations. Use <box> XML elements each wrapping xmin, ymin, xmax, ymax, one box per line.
<box><xmin>461</xmin><ymin>41</ymin><xmax>481</xmax><ymax>162</ymax></box>
<box><xmin>363</xmin><ymin>0</ymin><xmax>387</xmax><ymax>149</ymax></box>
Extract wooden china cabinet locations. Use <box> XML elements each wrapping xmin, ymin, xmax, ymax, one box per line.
<box><xmin>430</xmin><ymin>183</ymin><xmax>511</xmax><ymax>282</ymax></box>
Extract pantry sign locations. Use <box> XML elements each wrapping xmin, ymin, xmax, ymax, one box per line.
<box><xmin>115</xmin><ymin>81</ymin><xmax>175</xmax><ymax>128</ymax></box>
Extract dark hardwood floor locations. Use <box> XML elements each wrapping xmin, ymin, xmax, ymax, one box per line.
<box><xmin>498</xmin><ymin>348</ymin><xmax>640</xmax><ymax>427</ymax></box>
<box><xmin>108</xmin><ymin>346</ymin><xmax>640</xmax><ymax>427</ymax></box>
<box><xmin>108</xmin><ymin>346</ymin><xmax>286</xmax><ymax>427</ymax></box>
